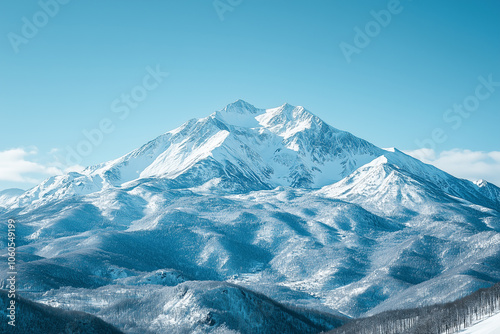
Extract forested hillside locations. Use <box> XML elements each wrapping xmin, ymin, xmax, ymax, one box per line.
<box><xmin>327</xmin><ymin>282</ymin><xmax>500</xmax><ymax>334</ymax></box>
<box><xmin>0</xmin><ymin>290</ymin><xmax>123</xmax><ymax>334</ymax></box>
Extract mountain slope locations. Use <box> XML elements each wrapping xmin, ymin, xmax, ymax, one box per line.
<box><xmin>31</xmin><ymin>282</ymin><xmax>346</xmax><ymax>334</ymax></box>
<box><xmin>1</xmin><ymin>100</ymin><xmax>500</xmax><ymax>333</ymax></box>
<box><xmin>0</xmin><ymin>290</ymin><xmax>123</xmax><ymax>334</ymax></box>
<box><xmin>12</xmin><ymin>101</ymin><xmax>387</xmax><ymax>209</ymax></box>
<box><xmin>0</xmin><ymin>188</ymin><xmax>24</xmax><ymax>209</ymax></box>
<box><xmin>458</xmin><ymin>312</ymin><xmax>500</xmax><ymax>334</ymax></box>
<box><xmin>327</xmin><ymin>281</ymin><xmax>500</xmax><ymax>334</ymax></box>
<box><xmin>319</xmin><ymin>150</ymin><xmax>500</xmax><ymax>213</ymax></box>
<box><xmin>3</xmin><ymin>176</ymin><xmax>500</xmax><ymax>319</ymax></box>
<box><xmin>10</xmin><ymin>101</ymin><xmax>500</xmax><ymax>213</ymax></box>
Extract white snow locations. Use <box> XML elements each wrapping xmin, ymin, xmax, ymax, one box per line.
<box><xmin>2</xmin><ymin>100</ymin><xmax>500</xmax><ymax>333</ymax></box>
<box><xmin>458</xmin><ymin>312</ymin><xmax>500</xmax><ymax>334</ymax></box>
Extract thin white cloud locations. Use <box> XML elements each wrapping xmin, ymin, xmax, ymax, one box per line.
<box><xmin>0</xmin><ymin>148</ymin><xmax>84</xmax><ymax>188</ymax></box>
<box><xmin>0</xmin><ymin>148</ymin><xmax>60</xmax><ymax>182</ymax></box>
<box><xmin>405</xmin><ymin>148</ymin><xmax>500</xmax><ymax>187</ymax></box>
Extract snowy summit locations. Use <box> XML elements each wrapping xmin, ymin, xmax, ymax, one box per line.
<box><xmin>1</xmin><ymin>101</ymin><xmax>500</xmax><ymax>333</ymax></box>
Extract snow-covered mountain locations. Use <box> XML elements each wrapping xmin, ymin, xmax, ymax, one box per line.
<box><xmin>9</xmin><ymin>100</ymin><xmax>500</xmax><ymax>212</ymax></box>
<box><xmin>1</xmin><ymin>100</ymin><xmax>500</xmax><ymax>333</ymax></box>
<box><xmin>0</xmin><ymin>188</ymin><xmax>24</xmax><ymax>209</ymax></box>
<box><xmin>11</xmin><ymin>100</ymin><xmax>387</xmax><ymax>209</ymax></box>
<box><xmin>0</xmin><ymin>290</ymin><xmax>123</xmax><ymax>334</ymax></box>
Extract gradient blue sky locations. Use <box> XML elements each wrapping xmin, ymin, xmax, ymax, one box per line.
<box><xmin>1</xmin><ymin>0</ymin><xmax>499</xmax><ymax>190</ymax></box>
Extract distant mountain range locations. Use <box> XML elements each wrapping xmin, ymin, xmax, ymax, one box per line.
<box><xmin>1</xmin><ymin>100</ymin><xmax>499</xmax><ymax>333</ymax></box>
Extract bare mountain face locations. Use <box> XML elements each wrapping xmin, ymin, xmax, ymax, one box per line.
<box><xmin>1</xmin><ymin>101</ymin><xmax>500</xmax><ymax>333</ymax></box>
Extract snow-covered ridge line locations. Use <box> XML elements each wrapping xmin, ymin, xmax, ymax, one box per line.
<box><xmin>1</xmin><ymin>100</ymin><xmax>500</xmax><ymax>332</ymax></box>
<box><xmin>3</xmin><ymin>100</ymin><xmax>500</xmax><ymax>212</ymax></box>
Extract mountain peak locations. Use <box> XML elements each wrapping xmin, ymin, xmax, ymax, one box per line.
<box><xmin>274</xmin><ymin>102</ymin><xmax>306</xmax><ymax>115</ymax></box>
<box><xmin>279</xmin><ymin>102</ymin><xmax>295</xmax><ymax>109</ymax></box>
<box><xmin>214</xmin><ymin>100</ymin><xmax>263</xmax><ymax>128</ymax></box>
<box><xmin>221</xmin><ymin>99</ymin><xmax>258</xmax><ymax>114</ymax></box>
<box><xmin>12</xmin><ymin>100</ymin><xmax>500</xmax><ymax>212</ymax></box>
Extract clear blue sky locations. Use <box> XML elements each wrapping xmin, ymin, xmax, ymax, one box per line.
<box><xmin>1</xmin><ymin>0</ymin><xmax>499</xmax><ymax>190</ymax></box>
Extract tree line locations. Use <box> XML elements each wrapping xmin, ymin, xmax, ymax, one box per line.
<box><xmin>325</xmin><ymin>282</ymin><xmax>500</xmax><ymax>334</ymax></box>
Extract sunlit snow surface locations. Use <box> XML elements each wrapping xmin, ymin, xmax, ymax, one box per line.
<box><xmin>1</xmin><ymin>101</ymin><xmax>500</xmax><ymax>333</ymax></box>
<box><xmin>458</xmin><ymin>312</ymin><xmax>500</xmax><ymax>334</ymax></box>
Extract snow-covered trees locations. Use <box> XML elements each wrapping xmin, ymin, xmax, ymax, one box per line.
<box><xmin>0</xmin><ymin>290</ymin><xmax>123</xmax><ymax>334</ymax></box>
<box><xmin>328</xmin><ymin>282</ymin><xmax>500</xmax><ymax>334</ymax></box>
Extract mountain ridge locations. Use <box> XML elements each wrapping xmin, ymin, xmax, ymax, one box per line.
<box><xmin>1</xmin><ymin>101</ymin><xmax>500</xmax><ymax>333</ymax></box>
<box><xmin>4</xmin><ymin>100</ymin><xmax>499</xmax><ymax>212</ymax></box>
